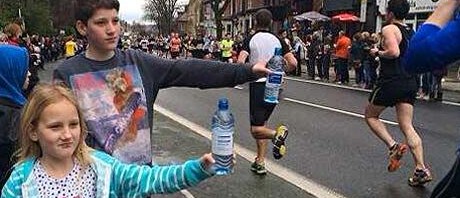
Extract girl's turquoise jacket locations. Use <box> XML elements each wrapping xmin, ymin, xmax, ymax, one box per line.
<box><xmin>1</xmin><ymin>150</ymin><xmax>212</xmax><ymax>197</ymax></box>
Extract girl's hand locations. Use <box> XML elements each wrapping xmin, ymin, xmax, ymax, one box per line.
<box><xmin>200</xmin><ymin>152</ymin><xmax>237</xmax><ymax>174</ymax></box>
<box><xmin>200</xmin><ymin>153</ymin><xmax>215</xmax><ymax>171</ymax></box>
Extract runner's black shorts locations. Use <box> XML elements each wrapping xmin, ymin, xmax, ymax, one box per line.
<box><xmin>368</xmin><ymin>79</ymin><xmax>417</xmax><ymax>107</ymax></box>
<box><xmin>250</xmin><ymin>82</ymin><xmax>277</xmax><ymax>126</ymax></box>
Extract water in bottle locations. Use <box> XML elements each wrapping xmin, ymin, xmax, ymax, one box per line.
<box><xmin>264</xmin><ymin>47</ymin><xmax>286</xmax><ymax>104</ymax></box>
<box><xmin>211</xmin><ymin>98</ymin><xmax>234</xmax><ymax>175</ymax></box>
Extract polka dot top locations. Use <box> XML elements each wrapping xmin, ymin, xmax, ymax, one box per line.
<box><xmin>33</xmin><ymin>160</ymin><xmax>97</xmax><ymax>198</ymax></box>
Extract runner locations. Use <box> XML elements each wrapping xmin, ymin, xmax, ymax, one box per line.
<box><xmin>237</xmin><ymin>9</ymin><xmax>297</xmax><ymax>175</ymax></box>
<box><xmin>364</xmin><ymin>0</ymin><xmax>432</xmax><ymax>186</ymax></box>
<box><xmin>402</xmin><ymin>0</ymin><xmax>460</xmax><ymax>196</ymax></box>
<box><xmin>220</xmin><ymin>33</ymin><xmax>233</xmax><ymax>62</ymax></box>
<box><xmin>169</xmin><ymin>33</ymin><xmax>181</xmax><ymax>59</ymax></box>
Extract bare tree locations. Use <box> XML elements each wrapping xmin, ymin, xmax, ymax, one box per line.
<box><xmin>210</xmin><ymin>0</ymin><xmax>231</xmax><ymax>40</ymax></box>
<box><xmin>49</xmin><ymin>0</ymin><xmax>75</xmax><ymax>29</ymax></box>
<box><xmin>144</xmin><ymin>0</ymin><xmax>178</xmax><ymax>35</ymax></box>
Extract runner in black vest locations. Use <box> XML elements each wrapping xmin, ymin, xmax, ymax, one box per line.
<box><xmin>364</xmin><ymin>0</ymin><xmax>432</xmax><ymax>186</ymax></box>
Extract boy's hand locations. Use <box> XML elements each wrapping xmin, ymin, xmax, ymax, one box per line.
<box><xmin>252</xmin><ymin>61</ymin><xmax>272</xmax><ymax>76</ymax></box>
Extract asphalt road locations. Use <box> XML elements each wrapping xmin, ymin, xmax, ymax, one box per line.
<box><xmin>40</xmin><ymin>59</ymin><xmax>460</xmax><ymax>198</ymax></box>
<box><xmin>155</xmin><ymin>80</ymin><xmax>460</xmax><ymax>198</ymax></box>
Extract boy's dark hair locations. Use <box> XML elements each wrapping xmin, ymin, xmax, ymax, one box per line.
<box><xmin>75</xmin><ymin>0</ymin><xmax>120</xmax><ymax>24</ymax></box>
<box><xmin>255</xmin><ymin>9</ymin><xmax>272</xmax><ymax>29</ymax></box>
<box><xmin>387</xmin><ymin>0</ymin><xmax>410</xmax><ymax>20</ymax></box>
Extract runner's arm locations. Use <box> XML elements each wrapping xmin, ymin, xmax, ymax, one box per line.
<box><xmin>284</xmin><ymin>52</ymin><xmax>297</xmax><ymax>72</ymax></box>
<box><xmin>237</xmin><ymin>50</ymin><xmax>249</xmax><ymax>63</ymax></box>
<box><xmin>403</xmin><ymin>0</ymin><xmax>460</xmax><ymax>73</ymax></box>
<box><xmin>372</xmin><ymin>25</ymin><xmax>400</xmax><ymax>59</ymax></box>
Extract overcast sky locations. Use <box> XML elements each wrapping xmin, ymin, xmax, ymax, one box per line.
<box><xmin>118</xmin><ymin>0</ymin><xmax>189</xmax><ymax>23</ymax></box>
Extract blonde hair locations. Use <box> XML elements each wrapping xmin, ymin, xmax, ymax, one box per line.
<box><xmin>3</xmin><ymin>23</ymin><xmax>22</xmax><ymax>39</ymax></box>
<box><xmin>17</xmin><ymin>84</ymin><xmax>92</xmax><ymax>166</ymax></box>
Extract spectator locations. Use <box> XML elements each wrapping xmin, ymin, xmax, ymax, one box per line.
<box><xmin>64</xmin><ymin>36</ymin><xmax>78</xmax><ymax>59</ymax></box>
<box><xmin>53</xmin><ymin>0</ymin><xmax>270</xmax><ymax>166</ymax></box>
<box><xmin>1</xmin><ymin>84</ymin><xmax>216</xmax><ymax>197</ymax></box>
<box><xmin>3</xmin><ymin>23</ymin><xmax>22</xmax><ymax>46</ymax></box>
<box><xmin>334</xmin><ymin>30</ymin><xmax>351</xmax><ymax>84</ymax></box>
<box><xmin>0</xmin><ymin>45</ymin><xmax>30</xmax><ymax>189</ymax></box>
<box><xmin>350</xmin><ymin>32</ymin><xmax>364</xmax><ymax>87</ymax></box>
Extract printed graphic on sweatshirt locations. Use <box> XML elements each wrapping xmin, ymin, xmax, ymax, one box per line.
<box><xmin>70</xmin><ymin>65</ymin><xmax>150</xmax><ymax>164</ymax></box>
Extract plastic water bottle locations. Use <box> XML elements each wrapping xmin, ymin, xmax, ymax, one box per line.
<box><xmin>264</xmin><ymin>47</ymin><xmax>286</xmax><ymax>104</ymax></box>
<box><xmin>211</xmin><ymin>98</ymin><xmax>234</xmax><ymax>175</ymax></box>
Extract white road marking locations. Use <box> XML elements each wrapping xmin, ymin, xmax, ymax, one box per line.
<box><xmin>180</xmin><ymin>190</ymin><xmax>195</xmax><ymax>198</ymax></box>
<box><xmin>285</xmin><ymin>77</ymin><xmax>371</xmax><ymax>92</ymax></box>
<box><xmin>283</xmin><ymin>97</ymin><xmax>399</xmax><ymax>126</ymax></box>
<box><xmin>442</xmin><ymin>101</ymin><xmax>460</xmax><ymax>107</ymax></box>
<box><xmin>285</xmin><ymin>77</ymin><xmax>460</xmax><ymax>107</ymax></box>
<box><xmin>155</xmin><ymin>104</ymin><xmax>347</xmax><ymax>198</ymax></box>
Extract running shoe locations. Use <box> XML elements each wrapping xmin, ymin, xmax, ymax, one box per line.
<box><xmin>250</xmin><ymin>161</ymin><xmax>267</xmax><ymax>175</ymax></box>
<box><xmin>272</xmin><ymin>125</ymin><xmax>288</xmax><ymax>160</ymax></box>
<box><xmin>408</xmin><ymin>168</ymin><xmax>433</xmax><ymax>186</ymax></box>
<box><xmin>388</xmin><ymin>143</ymin><xmax>408</xmax><ymax>172</ymax></box>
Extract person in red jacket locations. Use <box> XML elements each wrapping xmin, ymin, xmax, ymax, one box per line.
<box><xmin>334</xmin><ymin>30</ymin><xmax>351</xmax><ymax>84</ymax></box>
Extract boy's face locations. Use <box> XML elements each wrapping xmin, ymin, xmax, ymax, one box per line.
<box><xmin>77</xmin><ymin>8</ymin><xmax>120</xmax><ymax>53</ymax></box>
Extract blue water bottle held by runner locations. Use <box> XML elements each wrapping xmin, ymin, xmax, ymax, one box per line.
<box><xmin>211</xmin><ymin>98</ymin><xmax>234</xmax><ymax>175</ymax></box>
<box><xmin>264</xmin><ymin>47</ymin><xmax>285</xmax><ymax>104</ymax></box>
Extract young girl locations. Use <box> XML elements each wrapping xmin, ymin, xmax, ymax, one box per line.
<box><xmin>1</xmin><ymin>84</ymin><xmax>215</xmax><ymax>197</ymax></box>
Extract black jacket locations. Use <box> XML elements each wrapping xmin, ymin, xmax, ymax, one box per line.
<box><xmin>0</xmin><ymin>97</ymin><xmax>21</xmax><ymax>146</ymax></box>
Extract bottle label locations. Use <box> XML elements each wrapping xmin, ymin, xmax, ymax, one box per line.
<box><xmin>212</xmin><ymin>128</ymin><xmax>233</xmax><ymax>156</ymax></box>
<box><xmin>268</xmin><ymin>72</ymin><xmax>282</xmax><ymax>84</ymax></box>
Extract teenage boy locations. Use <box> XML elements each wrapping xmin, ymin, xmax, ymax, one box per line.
<box><xmin>53</xmin><ymin>0</ymin><xmax>270</xmax><ymax>165</ymax></box>
<box><xmin>364</xmin><ymin>0</ymin><xmax>432</xmax><ymax>186</ymax></box>
<box><xmin>237</xmin><ymin>9</ymin><xmax>297</xmax><ymax>175</ymax></box>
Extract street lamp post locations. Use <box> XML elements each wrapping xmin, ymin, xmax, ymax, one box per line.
<box><xmin>18</xmin><ymin>8</ymin><xmax>26</xmax><ymax>31</ymax></box>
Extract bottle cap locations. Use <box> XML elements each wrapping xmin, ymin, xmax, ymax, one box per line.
<box><xmin>218</xmin><ymin>98</ymin><xmax>229</xmax><ymax>110</ymax></box>
<box><xmin>274</xmin><ymin>48</ymin><xmax>282</xmax><ymax>56</ymax></box>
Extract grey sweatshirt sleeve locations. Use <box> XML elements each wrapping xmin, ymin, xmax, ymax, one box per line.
<box><xmin>134</xmin><ymin>51</ymin><xmax>260</xmax><ymax>89</ymax></box>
